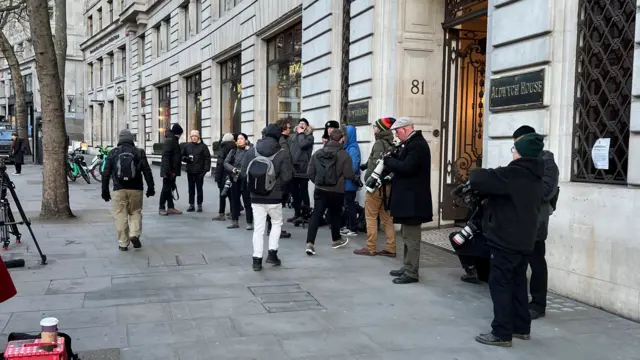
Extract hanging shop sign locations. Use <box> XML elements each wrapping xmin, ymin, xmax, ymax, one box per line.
<box><xmin>346</xmin><ymin>101</ymin><xmax>369</xmax><ymax>126</ymax></box>
<box><xmin>489</xmin><ymin>69</ymin><xmax>545</xmax><ymax>111</ymax></box>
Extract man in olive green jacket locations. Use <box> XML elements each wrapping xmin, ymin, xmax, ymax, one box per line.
<box><xmin>354</xmin><ymin>117</ymin><xmax>397</xmax><ymax>257</ymax></box>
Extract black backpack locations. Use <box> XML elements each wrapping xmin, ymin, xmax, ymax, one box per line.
<box><xmin>115</xmin><ymin>148</ymin><xmax>140</xmax><ymax>182</ymax></box>
<box><xmin>314</xmin><ymin>149</ymin><xmax>338</xmax><ymax>186</ymax></box>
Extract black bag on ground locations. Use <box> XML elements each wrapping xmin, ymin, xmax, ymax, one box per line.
<box><xmin>2</xmin><ymin>332</ymin><xmax>79</xmax><ymax>359</ymax></box>
<box><xmin>313</xmin><ymin>150</ymin><xmax>338</xmax><ymax>186</ymax></box>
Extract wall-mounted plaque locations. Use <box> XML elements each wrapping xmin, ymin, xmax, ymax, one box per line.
<box><xmin>347</xmin><ymin>101</ymin><xmax>369</xmax><ymax>126</ymax></box>
<box><xmin>489</xmin><ymin>69</ymin><xmax>545</xmax><ymax>111</ymax></box>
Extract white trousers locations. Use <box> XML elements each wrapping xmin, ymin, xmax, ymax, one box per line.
<box><xmin>252</xmin><ymin>203</ymin><xmax>283</xmax><ymax>258</ymax></box>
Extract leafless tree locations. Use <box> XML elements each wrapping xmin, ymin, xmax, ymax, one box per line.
<box><xmin>26</xmin><ymin>0</ymin><xmax>72</xmax><ymax>218</ymax></box>
<box><xmin>0</xmin><ymin>0</ymin><xmax>28</xmax><ymax>139</ymax></box>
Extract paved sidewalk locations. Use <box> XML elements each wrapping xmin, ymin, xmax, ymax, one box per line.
<box><xmin>0</xmin><ymin>164</ymin><xmax>638</xmax><ymax>359</ymax></box>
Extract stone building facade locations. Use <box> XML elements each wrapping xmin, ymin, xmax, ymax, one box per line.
<box><xmin>0</xmin><ymin>2</ymin><xmax>86</xmax><ymax>141</ymax></box>
<box><xmin>82</xmin><ymin>0</ymin><xmax>639</xmax><ymax>320</ymax></box>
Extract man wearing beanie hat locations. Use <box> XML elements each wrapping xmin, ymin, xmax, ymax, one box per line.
<box><xmin>182</xmin><ymin>130</ymin><xmax>212</xmax><ymax>213</ymax></box>
<box><xmin>353</xmin><ymin>117</ymin><xmax>397</xmax><ymax>257</ymax></box>
<box><xmin>240</xmin><ymin>123</ymin><xmax>292</xmax><ymax>271</ymax></box>
<box><xmin>288</xmin><ymin>118</ymin><xmax>314</xmax><ymax>222</ymax></box>
<box><xmin>511</xmin><ymin>126</ymin><xmax>559</xmax><ymax>321</ymax></box>
<box><xmin>322</xmin><ymin>120</ymin><xmax>340</xmax><ymax>143</ymax></box>
<box><xmin>467</xmin><ymin>132</ymin><xmax>545</xmax><ymax>347</ymax></box>
<box><xmin>159</xmin><ymin>123</ymin><xmax>184</xmax><ymax>215</ymax></box>
<box><xmin>102</xmin><ymin>129</ymin><xmax>155</xmax><ymax>251</ymax></box>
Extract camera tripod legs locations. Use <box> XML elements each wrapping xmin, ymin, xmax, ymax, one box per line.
<box><xmin>0</xmin><ymin>201</ymin><xmax>22</xmax><ymax>251</ymax></box>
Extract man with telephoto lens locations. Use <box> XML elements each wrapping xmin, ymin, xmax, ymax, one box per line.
<box><xmin>384</xmin><ymin>117</ymin><xmax>433</xmax><ymax>285</ymax></box>
<box><xmin>512</xmin><ymin>126</ymin><xmax>559</xmax><ymax>320</ymax></box>
<box><xmin>470</xmin><ymin>133</ymin><xmax>545</xmax><ymax>347</ymax></box>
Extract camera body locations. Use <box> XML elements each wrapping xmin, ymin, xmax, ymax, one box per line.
<box><xmin>220</xmin><ymin>176</ymin><xmax>232</xmax><ymax>197</ymax></box>
<box><xmin>450</xmin><ymin>181</ymin><xmax>485</xmax><ymax>247</ymax></box>
<box><xmin>364</xmin><ymin>146</ymin><xmax>398</xmax><ymax>193</ymax></box>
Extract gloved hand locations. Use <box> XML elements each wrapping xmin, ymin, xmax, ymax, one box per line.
<box><xmin>146</xmin><ymin>188</ymin><xmax>155</xmax><ymax>197</ymax></box>
<box><xmin>359</xmin><ymin>163</ymin><xmax>368</xmax><ymax>171</ymax></box>
<box><xmin>101</xmin><ymin>191</ymin><xmax>111</xmax><ymax>202</ymax></box>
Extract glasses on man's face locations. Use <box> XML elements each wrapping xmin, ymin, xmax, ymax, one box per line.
<box><xmin>511</xmin><ymin>146</ymin><xmax>516</xmax><ymax>153</ymax></box>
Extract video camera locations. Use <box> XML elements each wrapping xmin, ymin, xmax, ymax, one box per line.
<box><xmin>364</xmin><ymin>145</ymin><xmax>398</xmax><ymax>193</ymax></box>
<box><xmin>450</xmin><ymin>181</ymin><xmax>485</xmax><ymax>247</ymax></box>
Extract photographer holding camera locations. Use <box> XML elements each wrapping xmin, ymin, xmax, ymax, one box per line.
<box><xmin>384</xmin><ymin>117</ymin><xmax>433</xmax><ymax>285</ymax></box>
<box><xmin>468</xmin><ymin>133</ymin><xmax>545</xmax><ymax>347</ymax></box>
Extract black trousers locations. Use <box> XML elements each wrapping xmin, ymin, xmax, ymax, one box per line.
<box><xmin>306</xmin><ymin>189</ymin><xmax>344</xmax><ymax>244</ymax></box>
<box><xmin>489</xmin><ymin>246</ymin><xmax>531</xmax><ymax>340</ymax></box>
<box><xmin>217</xmin><ymin>180</ymin><xmax>228</xmax><ymax>215</ymax></box>
<box><xmin>528</xmin><ymin>241</ymin><xmax>547</xmax><ymax>312</ymax></box>
<box><xmin>230</xmin><ymin>181</ymin><xmax>253</xmax><ymax>223</ymax></box>
<box><xmin>344</xmin><ymin>191</ymin><xmax>357</xmax><ymax>231</ymax></box>
<box><xmin>187</xmin><ymin>173</ymin><xmax>204</xmax><ymax>206</ymax></box>
<box><xmin>14</xmin><ymin>163</ymin><xmax>22</xmax><ymax>174</ymax></box>
<box><xmin>290</xmin><ymin>177</ymin><xmax>310</xmax><ymax>217</ymax></box>
<box><xmin>159</xmin><ymin>177</ymin><xmax>176</xmax><ymax>209</ymax></box>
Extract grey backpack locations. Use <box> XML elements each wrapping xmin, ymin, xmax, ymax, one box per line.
<box><xmin>246</xmin><ymin>149</ymin><xmax>283</xmax><ymax>196</ymax></box>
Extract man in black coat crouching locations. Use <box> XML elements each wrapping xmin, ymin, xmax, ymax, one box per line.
<box><xmin>469</xmin><ymin>133</ymin><xmax>545</xmax><ymax>347</ymax></box>
<box><xmin>384</xmin><ymin>117</ymin><xmax>433</xmax><ymax>285</ymax></box>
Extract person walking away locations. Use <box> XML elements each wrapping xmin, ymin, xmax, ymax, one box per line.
<box><xmin>354</xmin><ymin>117</ymin><xmax>397</xmax><ymax>257</ymax></box>
<box><xmin>385</xmin><ymin>117</ymin><xmax>433</xmax><ymax>284</ymax></box>
<box><xmin>341</xmin><ymin>125</ymin><xmax>362</xmax><ymax>237</ymax></box>
<box><xmin>10</xmin><ymin>133</ymin><xmax>24</xmax><ymax>175</ymax></box>
<box><xmin>468</xmin><ymin>133</ymin><xmax>545</xmax><ymax>347</ymax></box>
<box><xmin>159</xmin><ymin>124</ymin><xmax>184</xmax><ymax>215</ymax></box>
<box><xmin>182</xmin><ymin>130</ymin><xmax>212</xmax><ymax>213</ymax></box>
<box><xmin>213</xmin><ymin>133</ymin><xmax>237</xmax><ymax>220</ymax></box>
<box><xmin>241</xmin><ymin>124</ymin><xmax>292</xmax><ymax>271</ymax></box>
<box><xmin>101</xmin><ymin>129</ymin><xmax>155</xmax><ymax>251</ymax></box>
<box><xmin>511</xmin><ymin>126</ymin><xmax>559</xmax><ymax>320</ymax></box>
<box><xmin>224</xmin><ymin>133</ymin><xmax>254</xmax><ymax>229</ymax></box>
<box><xmin>288</xmin><ymin>118</ymin><xmax>314</xmax><ymax>222</ymax></box>
<box><xmin>305</xmin><ymin>129</ymin><xmax>356</xmax><ymax>255</ymax></box>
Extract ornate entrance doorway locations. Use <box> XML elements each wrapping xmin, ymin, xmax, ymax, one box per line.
<box><xmin>439</xmin><ymin>0</ymin><xmax>488</xmax><ymax>222</ymax></box>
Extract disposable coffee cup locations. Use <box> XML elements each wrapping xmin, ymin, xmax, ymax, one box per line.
<box><xmin>40</xmin><ymin>317</ymin><xmax>58</xmax><ymax>344</ymax></box>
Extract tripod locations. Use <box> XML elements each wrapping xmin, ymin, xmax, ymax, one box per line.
<box><xmin>0</xmin><ymin>168</ymin><xmax>46</xmax><ymax>265</ymax></box>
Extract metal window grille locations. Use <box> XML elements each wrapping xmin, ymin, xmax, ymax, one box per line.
<box><xmin>571</xmin><ymin>0</ymin><xmax>635</xmax><ymax>184</ymax></box>
<box><xmin>340</xmin><ymin>0</ymin><xmax>352</xmax><ymax>125</ymax></box>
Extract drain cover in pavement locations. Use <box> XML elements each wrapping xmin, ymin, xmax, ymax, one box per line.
<box><xmin>248</xmin><ymin>284</ymin><xmax>325</xmax><ymax>313</ymax></box>
<box><xmin>419</xmin><ymin>244</ymin><xmax>461</xmax><ymax>268</ymax></box>
<box><xmin>77</xmin><ymin>348</ymin><xmax>120</xmax><ymax>360</ymax></box>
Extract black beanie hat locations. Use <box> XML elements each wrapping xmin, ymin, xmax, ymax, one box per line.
<box><xmin>323</xmin><ymin>120</ymin><xmax>340</xmax><ymax>138</ymax></box>
<box><xmin>512</xmin><ymin>125</ymin><xmax>536</xmax><ymax>139</ymax></box>
<box><xmin>299</xmin><ymin>118</ymin><xmax>309</xmax><ymax>127</ymax></box>
<box><xmin>171</xmin><ymin>123</ymin><xmax>184</xmax><ymax>135</ymax></box>
<box><xmin>264</xmin><ymin>124</ymin><xmax>281</xmax><ymax>140</ymax></box>
<box><xmin>514</xmin><ymin>133</ymin><xmax>544</xmax><ymax>158</ymax></box>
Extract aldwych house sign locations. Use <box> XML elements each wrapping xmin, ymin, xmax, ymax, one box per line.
<box><xmin>489</xmin><ymin>69</ymin><xmax>545</xmax><ymax>111</ymax></box>
<box><xmin>89</xmin><ymin>34</ymin><xmax>120</xmax><ymax>55</ymax></box>
<box><xmin>347</xmin><ymin>101</ymin><xmax>369</xmax><ymax>126</ymax></box>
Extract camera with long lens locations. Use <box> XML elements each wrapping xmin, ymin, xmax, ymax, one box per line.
<box><xmin>220</xmin><ymin>176</ymin><xmax>232</xmax><ymax>197</ymax></box>
<box><xmin>450</xmin><ymin>181</ymin><xmax>484</xmax><ymax>248</ymax></box>
<box><xmin>364</xmin><ymin>149</ymin><xmax>397</xmax><ymax>193</ymax></box>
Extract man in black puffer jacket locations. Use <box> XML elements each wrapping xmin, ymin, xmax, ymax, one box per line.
<box><xmin>469</xmin><ymin>133</ymin><xmax>545</xmax><ymax>348</ymax></box>
<box><xmin>511</xmin><ymin>126</ymin><xmax>559</xmax><ymax>321</ymax></box>
<box><xmin>182</xmin><ymin>130</ymin><xmax>212</xmax><ymax>213</ymax></box>
<box><xmin>159</xmin><ymin>123</ymin><xmax>183</xmax><ymax>216</ymax></box>
<box><xmin>102</xmin><ymin>129</ymin><xmax>155</xmax><ymax>251</ymax></box>
<box><xmin>214</xmin><ymin>133</ymin><xmax>237</xmax><ymax>220</ymax></box>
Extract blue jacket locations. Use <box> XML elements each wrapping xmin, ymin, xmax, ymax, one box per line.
<box><xmin>344</xmin><ymin>125</ymin><xmax>361</xmax><ymax>192</ymax></box>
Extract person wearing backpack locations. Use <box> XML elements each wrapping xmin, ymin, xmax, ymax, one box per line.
<box><xmin>213</xmin><ymin>133</ymin><xmax>237</xmax><ymax>221</ymax></box>
<box><xmin>341</xmin><ymin>125</ymin><xmax>362</xmax><ymax>237</ymax></box>
<box><xmin>182</xmin><ymin>130</ymin><xmax>212</xmax><ymax>213</ymax></box>
<box><xmin>159</xmin><ymin>123</ymin><xmax>184</xmax><ymax>216</ymax></box>
<box><xmin>512</xmin><ymin>126</ymin><xmax>559</xmax><ymax>320</ymax></box>
<box><xmin>354</xmin><ymin>117</ymin><xmax>397</xmax><ymax>257</ymax></box>
<box><xmin>305</xmin><ymin>128</ymin><xmax>356</xmax><ymax>255</ymax></box>
<box><xmin>224</xmin><ymin>133</ymin><xmax>254</xmax><ymax>229</ymax></box>
<box><xmin>240</xmin><ymin>124</ymin><xmax>292</xmax><ymax>271</ymax></box>
<box><xmin>101</xmin><ymin>129</ymin><xmax>155</xmax><ymax>251</ymax></box>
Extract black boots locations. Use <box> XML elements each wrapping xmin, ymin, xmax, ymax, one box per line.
<box><xmin>266</xmin><ymin>250</ymin><xmax>281</xmax><ymax>266</ymax></box>
<box><xmin>461</xmin><ymin>266</ymin><xmax>481</xmax><ymax>284</ymax></box>
<box><xmin>197</xmin><ymin>205</ymin><xmax>203</xmax><ymax>213</ymax></box>
<box><xmin>252</xmin><ymin>257</ymin><xmax>262</xmax><ymax>271</ymax></box>
<box><xmin>187</xmin><ymin>205</ymin><xmax>195</xmax><ymax>212</ymax></box>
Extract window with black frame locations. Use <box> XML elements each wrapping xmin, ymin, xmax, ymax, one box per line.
<box><xmin>220</xmin><ymin>55</ymin><xmax>241</xmax><ymax>136</ymax></box>
<box><xmin>571</xmin><ymin>0</ymin><xmax>635</xmax><ymax>184</ymax></box>
<box><xmin>158</xmin><ymin>84</ymin><xmax>171</xmax><ymax>142</ymax></box>
<box><xmin>267</xmin><ymin>23</ymin><xmax>302</xmax><ymax>124</ymax></box>
<box><xmin>186</xmin><ymin>73</ymin><xmax>202</xmax><ymax>135</ymax></box>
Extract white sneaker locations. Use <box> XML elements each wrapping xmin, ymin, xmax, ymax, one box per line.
<box><xmin>12</xmin><ymin>173</ymin><xmax>20</xmax><ymax>176</ymax></box>
<box><xmin>341</xmin><ymin>229</ymin><xmax>357</xmax><ymax>237</ymax></box>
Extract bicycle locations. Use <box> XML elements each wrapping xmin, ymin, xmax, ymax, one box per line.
<box><xmin>67</xmin><ymin>149</ymin><xmax>91</xmax><ymax>184</ymax></box>
<box><xmin>87</xmin><ymin>145</ymin><xmax>111</xmax><ymax>182</ymax></box>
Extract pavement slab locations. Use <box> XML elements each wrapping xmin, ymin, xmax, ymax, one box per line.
<box><xmin>0</xmin><ymin>165</ymin><xmax>637</xmax><ymax>360</ymax></box>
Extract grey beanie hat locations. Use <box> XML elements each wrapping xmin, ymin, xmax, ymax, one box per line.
<box><xmin>118</xmin><ymin>129</ymin><xmax>134</xmax><ymax>144</ymax></box>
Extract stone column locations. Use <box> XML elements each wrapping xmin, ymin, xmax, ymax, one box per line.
<box><xmin>114</xmin><ymin>48</ymin><xmax>123</xmax><ymax>78</ymax></box>
<box><xmin>104</xmin><ymin>56</ymin><xmax>112</xmax><ymax>84</ymax></box>
<box><xmin>188</xmin><ymin>0</ymin><xmax>197</xmax><ymax>36</ymax></box>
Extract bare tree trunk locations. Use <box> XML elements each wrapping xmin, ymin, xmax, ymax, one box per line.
<box><xmin>0</xmin><ymin>31</ymin><xmax>27</xmax><ymax>140</ymax></box>
<box><xmin>26</xmin><ymin>0</ymin><xmax>73</xmax><ymax>219</ymax></box>
<box><xmin>54</xmin><ymin>0</ymin><xmax>66</xmax><ymax>110</ymax></box>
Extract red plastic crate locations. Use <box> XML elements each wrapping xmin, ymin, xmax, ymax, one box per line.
<box><xmin>3</xmin><ymin>337</ymin><xmax>67</xmax><ymax>360</ymax></box>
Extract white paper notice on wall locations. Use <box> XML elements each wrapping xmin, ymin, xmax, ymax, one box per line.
<box><xmin>591</xmin><ymin>138</ymin><xmax>610</xmax><ymax>170</ymax></box>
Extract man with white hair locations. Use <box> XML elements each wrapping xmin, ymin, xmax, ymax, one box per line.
<box><xmin>384</xmin><ymin>117</ymin><xmax>433</xmax><ymax>284</ymax></box>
